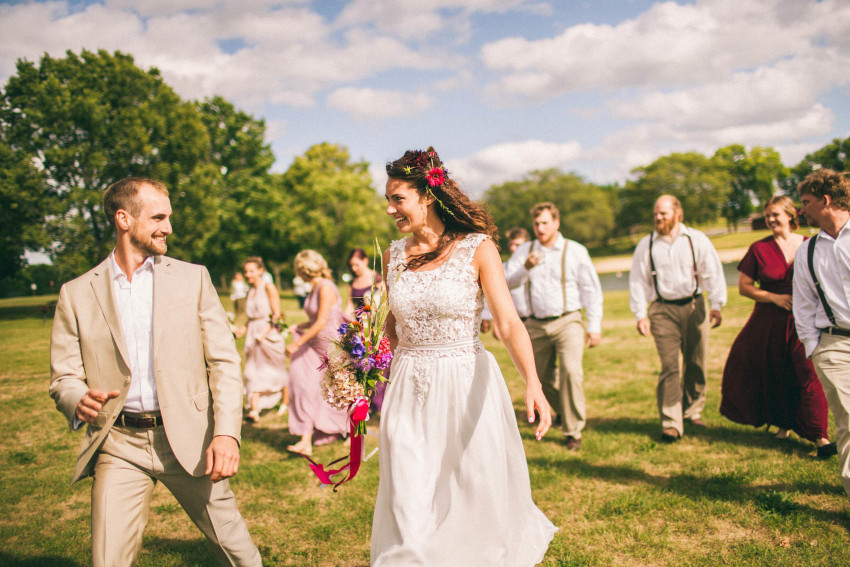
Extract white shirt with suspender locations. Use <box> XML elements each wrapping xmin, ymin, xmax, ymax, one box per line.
<box><xmin>504</xmin><ymin>234</ymin><xmax>603</xmax><ymax>333</ymax></box>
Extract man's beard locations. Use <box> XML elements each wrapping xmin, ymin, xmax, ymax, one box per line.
<box><xmin>130</xmin><ymin>229</ymin><xmax>167</xmax><ymax>256</ymax></box>
<box><xmin>802</xmin><ymin>214</ymin><xmax>818</xmax><ymax>228</ymax></box>
<box><xmin>656</xmin><ymin>218</ymin><xmax>676</xmax><ymax>235</ymax></box>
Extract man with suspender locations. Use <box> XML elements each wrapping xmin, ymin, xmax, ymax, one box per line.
<box><xmin>629</xmin><ymin>195</ymin><xmax>726</xmax><ymax>442</ymax></box>
<box><xmin>793</xmin><ymin>169</ymin><xmax>850</xmax><ymax>499</ymax></box>
<box><xmin>505</xmin><ymin>202</ymin><xmax>603</xmax><ymax>451</ymax></box>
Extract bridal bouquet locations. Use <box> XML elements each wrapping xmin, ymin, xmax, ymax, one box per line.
<box><xmin>305</xmin><ymin>241</ymin><xmax>392</xmax><ymax>490</ymax></box>
<box><xmin>321</xmin><ymin>292</ymin><xmax>392</xmax><ymax>435</ymax></box>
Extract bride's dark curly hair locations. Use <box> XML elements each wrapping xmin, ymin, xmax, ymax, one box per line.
<box><xmin>386</xmin><ymin>147</ymin><xmax>499</xmax><ymax>270</ymax></box>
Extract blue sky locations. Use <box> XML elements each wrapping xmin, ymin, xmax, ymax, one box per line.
<box><xmin>2</xmin><ymin>0</ymin><xmax>849</xmax><ymax>198</ymax></box>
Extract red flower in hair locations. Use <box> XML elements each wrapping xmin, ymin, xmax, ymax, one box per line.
<box><xmin>426</xmin><ymin>167</ymin><xmax>445</xmax><ymax>187</ymax></box>
<box><xmin>404</xmin><ymin>150</ymin><xmax>430</xmax><ymax>168</ymax></box>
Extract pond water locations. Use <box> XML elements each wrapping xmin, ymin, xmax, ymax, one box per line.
<box><xmin>598</xmin><ymin>261</ymin><xmax>740</xmax><ymax>292</ymax></box>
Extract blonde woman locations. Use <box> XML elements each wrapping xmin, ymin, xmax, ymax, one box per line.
<box><xmin>285</xmin><ymin>250</ymin><xmax>349</xmax><ymax>455</ymax></box>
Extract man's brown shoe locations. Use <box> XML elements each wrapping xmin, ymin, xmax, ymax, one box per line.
<box><xmin>687</xmin><ymin>417</ymin><xmax>707</xmax><ymax>428</ymax></box>
<box><xmin>661</xmin><ymin>428</ymin><xmax>681</xmax><ymax>443</ymax></box>
<box><xmin>565</xmin><ymin>436</ymin><xmax>582</xmax><ymax>451</ymax></box>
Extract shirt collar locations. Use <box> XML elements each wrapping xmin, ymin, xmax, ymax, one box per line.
<box><xmin>109</xmin><ymin>250</ymin><xmax>155</xmax><ymax>282</ymax></box>
<box><xmin>537</xmin><ymin>233</ymin><xmax>565</xmax><ymax>250</ymax></box>
<box><xmin>654</xmin><ymin>223</ymin><xmax>689</xmax><ymax>241</ymax></box>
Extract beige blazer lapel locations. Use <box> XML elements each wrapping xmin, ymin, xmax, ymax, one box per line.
<box><xmin>90</xmin><ymin>258</ymin><xmax>131</xmax><ymax>370</ymax></box>
<box><xmin>152</xmin><ymin>255</ymin><xmax>173</xmax><ymax>358</ymax></box>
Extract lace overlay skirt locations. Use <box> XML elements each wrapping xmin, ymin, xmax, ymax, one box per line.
<box><xmin>371</xmin><ymin>340</ymin><xmax>557</xmax><ymax>566</ymax></box>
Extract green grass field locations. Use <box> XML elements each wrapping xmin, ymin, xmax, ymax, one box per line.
<box><xmin>1</xmin><ymin>287</ymin><xmax>847</xmax><ymax>566</ymax></box>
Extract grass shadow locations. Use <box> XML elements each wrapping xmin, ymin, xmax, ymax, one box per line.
<box><xmin>0</xmin><ymin>302</ymin><xmax>55</xmax><ymax>321</ymax></box>
<box><xmin>139</xmin><ymin>536</ymin><xmax>218</xmax><ymax>564</ymax></box>
<box><xmin>0</xmin><ymin>553</ymin><xmax>82</xmax><ymax>566</ymax></box>
<box><xmin>240</xmin><ymin>421</ymin><xmax>301</xmax><ymax>456</ymax></box>
<box><xmin>528</xmin><ymin>457</ymin><xmax>849</xmax><ymax>527</ymax></box>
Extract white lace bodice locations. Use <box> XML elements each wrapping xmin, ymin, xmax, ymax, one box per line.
<box><xmin>387</xmin><ymin>233</ymin><xmax>488</xmax><ymax>353</ymax></box>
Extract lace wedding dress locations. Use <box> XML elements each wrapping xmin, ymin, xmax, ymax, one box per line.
<box><xmin>371</xmin><ymin>233</ymin><xmax>557</xmax><ymax>566</ymax></box>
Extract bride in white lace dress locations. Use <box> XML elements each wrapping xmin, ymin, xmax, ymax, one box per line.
<box><xmin>371</xmin><ymin>148</ymin><xmax>557</xmax><ymax>566</ymax></box>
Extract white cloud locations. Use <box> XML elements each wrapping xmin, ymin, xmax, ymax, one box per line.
<box><xmin>103</xmin><ymin>0</ymin><xmax>309</xmax><ymax>18</ymax></box>
<box><xmin>0</xmin><ymin>1</ymin><xmax>439</xmax><ymax>111</ymax></box>
<box><xmin>450</xmin><ymin>140</ymin><xmax>582</xmax><ymax>197</ymax></box>
<box><xmin>480</xmin><ymin>0</ymin><xmax>850</xmax><ymax>101</ymax></box>
<box><xmin>611</xmin><ymin>56</ymin><xmax>846</xmax><ymax>132</ymax></box>
<box><xmin>327</xmin><ymin>87</ymin><xmax>433</xmax><ymax>121</ymax></box>
<box><xmin>336</xmin><ymin>0</ymin><xmax>552</xmax><ymax>39</ymax></box>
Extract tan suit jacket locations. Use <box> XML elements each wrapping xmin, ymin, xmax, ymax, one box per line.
<box><xmin>50</xmin><ymin>255</ymin><xmax>244</xmax><ymax>484</ymax></box>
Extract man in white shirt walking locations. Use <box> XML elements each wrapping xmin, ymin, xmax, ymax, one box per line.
<box><xmin>793</xmin><ymin>169</ymin><xmax>850</xmax><ymax>498</ymax></box>
<box><xmin>481</xmin><ymin>227</ymin><xmax>531</xmax><ymax>335</ymax></box>
<box><xmin>505</xmin><ymin>203</ymin><xmax>603</xmax><ymax>451</ymax></box>
<box><xmin>629</xmin><ymin>195</ymin><xmax>726</xmax><ymax>442</ymax></box>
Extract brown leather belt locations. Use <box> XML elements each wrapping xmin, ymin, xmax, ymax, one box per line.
<box><xmin>527</xmin><ymin>310</ymin><xmax>578</xmax><ymax>322</ymax></box>
<box><xmin>822</xmin><ymin>327</ymin><xmax>850</xmax><ymax>338</ymax></box>
<box><xmin>655</xmin><ymin>293</ymin><xmax>701</xmax><ymax>306</ymax></box>
<box><xmin>116</xmin><ymin>412</ymin><xmax>163</xmax><ymax>429</ymax></box>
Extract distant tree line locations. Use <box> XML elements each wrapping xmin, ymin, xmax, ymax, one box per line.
<box><xmin>2</xmin><ymin>49</ymin><xmax>849</xmax><ymax>295</ymax></box>
<box><xmin>0</xmin><ymin>50</ymin><xmax>394</xmax><ymax>295</ymax></box>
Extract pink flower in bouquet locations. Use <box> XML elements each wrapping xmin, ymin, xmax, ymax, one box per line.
<box><xmin>374</xmin><ymin>336</ymin><xmax>392</xmax><ymax>370</ymax></box>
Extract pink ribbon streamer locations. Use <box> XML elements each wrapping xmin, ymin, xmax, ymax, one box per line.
<box><xmin>301</xmin><ymin>397</ymin><xmax>369</xmax><ymax>491</ymax></box>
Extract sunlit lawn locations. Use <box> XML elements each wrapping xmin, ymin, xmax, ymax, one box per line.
<box><xmin>1</xmin><ymin>287</ymin><xmax>848</xmax><ymax>566</ymax></box>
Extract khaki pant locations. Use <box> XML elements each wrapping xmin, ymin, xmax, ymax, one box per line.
<box><xmin>525</xmin><ymin>311</ymin><xmax>586</xmax><ymax>438</ymax></box>
<box><xmin>91</xmin><ymin>424</ymin><xmax>262</xmax><ymax>567</ymax></box>
<box><xmin>812</xmin><ymin>333</ymin><xmax>850</xmax><ymax>499</ymax></box>
<box><xmin>649</xmin><ymin>297</ymin><xmax>709</xmax><ymax>436</ymax></box>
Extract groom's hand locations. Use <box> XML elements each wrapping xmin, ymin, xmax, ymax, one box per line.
<box><xmin>206</xmin><ymin>435</ymin><xmax>240</xmax><ymax>482</ymax></box>
<box><xmin>75</xmin><ymin>389</ymin><xmax>121</xmax><ymax>423</ymax></box>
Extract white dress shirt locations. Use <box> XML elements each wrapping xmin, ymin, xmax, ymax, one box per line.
<box><xmin>504</xmin><ymin>234</ymin><xmax>603</xmax><ymax>333</ymax></box>
<box><xmin>793</xmin><ymin>221</ymin><xmax>850</xmax><ymax>357</ymax></box>
<box><xmin>110</xmin><ymin>252</ymin><xmax>159</xmax><ymax>413</ymax></box>
<box><xmin>629</xmin><ymin>224</ymin><xmax>727</xmax><ymax>320</ymax></box>
<box><xmin>481</xmin><ymin>261</ymin><xmax>529</xmax><ymax>321</ymax></box>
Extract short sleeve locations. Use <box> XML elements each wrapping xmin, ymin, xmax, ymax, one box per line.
<box><xmin>736</xmin><ymin>242</ymin><xmax>759</xmax><ymax>281</ymax></box>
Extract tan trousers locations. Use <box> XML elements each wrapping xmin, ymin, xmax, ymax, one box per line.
<box><xmin>812</xmin><ymin>333</ymin><xmax>850</xmax><ymax>499</ymax></box>
<box><xmin>91</xmin><ymin>424</ymin><xmax>262</xmax><ymax>567</ymax></box>
<box><xmin>649</xmin><ymin>297</ymin><xmax>709</xmax><ymax>436</ymax></box>
<box><xmin>525</xmin><ymin>311</ymin><xmax>586</xmax><ymax>438</ymax></box>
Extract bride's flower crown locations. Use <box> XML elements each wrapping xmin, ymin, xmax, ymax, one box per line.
<box><xmin>402</xmin><ymin>147</ymin><xmax>455</xmax><ymax>218</ymax></box>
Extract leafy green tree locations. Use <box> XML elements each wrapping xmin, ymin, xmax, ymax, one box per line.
<box><xmin>266</xmin><ymin>143</ymin><xmax>396</xmax><ymax>280</ymax></box>
<box><xmin>0</xmin><ymin>49</ymin><xmax>215</xmax><ymax>276</ymax></box>
<box><xmin>193</xmin><ymin>97</ymin><xmax>276</xmax><ymax>280</ymax></box>
<box><xmin>197</xmin><ymin>96</ymin><xmax>274</xmax><ymax>178</ymax></box>
<box><xmin>713</xmin><ymin>145</ymin><xmax>787</xmax><ymax>228</ymax></box>
<box><xmin>484</xmin><ymin>169</ymin><xmax>615</xmax><ymax>249</ymax></box>
<box><xmin>786</xmin><ymin>136</ymin><xmax>850</xmax><ymax>198</ymax></box>
<box><xmin>619</xmin><ymin>152</ymin><xmax>730</xmax><ymax>231</ymax></box>
<box><xmin>0</xmin><ymin>141</ymin><xmax>50</xmax><ymax>286</ymax></box>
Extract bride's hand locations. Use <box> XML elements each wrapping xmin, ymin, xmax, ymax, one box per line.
<box><xmin>525</xmin><ymin>381</ymin><xmax>551</xmax><ymax>441</ymax></box>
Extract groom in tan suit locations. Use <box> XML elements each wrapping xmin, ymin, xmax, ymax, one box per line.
<box><xmin>49</xmin><ymin>178</ymin><xmax>261</xmax><ymax>566</ymax></box>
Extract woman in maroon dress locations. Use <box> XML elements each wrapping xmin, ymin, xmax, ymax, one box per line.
<box><xmin>720</xmin><ymin>196</ymin><xmax>835</xmax><ymax>457</ymax></box>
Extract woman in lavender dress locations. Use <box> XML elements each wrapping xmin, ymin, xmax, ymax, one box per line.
<box><xmin>235</xmin><ymin>257</ymin><xmax>287</xmax><ymax>423</ymax></box>
<box><xmin>285</xmin><ymin>250</ymin><xmax>349</xmax><ymax>456</ymax></box>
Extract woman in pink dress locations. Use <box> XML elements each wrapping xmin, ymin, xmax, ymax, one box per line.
<box><xmin>720</xmin><ymin>196</ymin><xmax>835</xmax><ymax>457</ymax></box>
<box><xmin>235</xmin><ymin>257</ymin><xmax>288</xmax><ymax>423</ymax></box>
<box><xmin>284</xmin><ymin>250</ymin><xmax>349</xmax><ymax>456</ymax></box>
